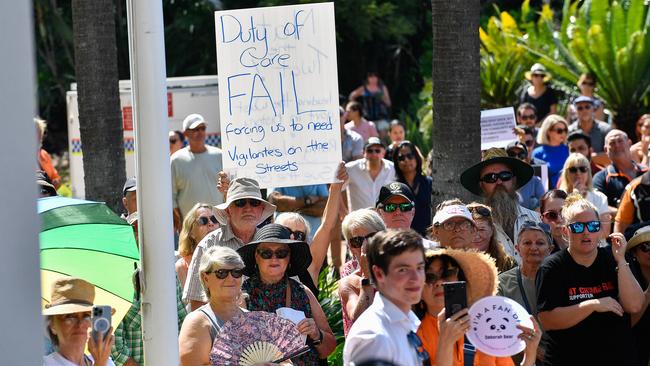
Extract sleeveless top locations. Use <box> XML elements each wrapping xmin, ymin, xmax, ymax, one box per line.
<box><xmin>242</xmin><ymin>275</ymin><xmax>319</xmax><ymax>366</ymax></box>
<box><xmin>198</xmin><ymin>303</ymin><xmax>225</xmax><ymax>344</ymax></box>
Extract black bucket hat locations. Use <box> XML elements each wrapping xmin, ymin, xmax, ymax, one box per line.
<box><xmin>237</xmin><ymin>224</ymin><xmax>312</xmax><ymax>277</ymax></box>
<box><xmin>460</xmin><ymin>147</ymin><xmax>534</xmax><ymax>196</ymax></box>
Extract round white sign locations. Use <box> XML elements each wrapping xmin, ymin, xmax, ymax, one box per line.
<box><xmin>466</xmin><ymin>296</ymin><xmax>533</xmax><ymax>357</ymax></box>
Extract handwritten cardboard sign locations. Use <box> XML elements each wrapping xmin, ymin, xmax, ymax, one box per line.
<box><xmin>480</xmin><ymin>107</ymin><xmax>518</xmax><ymax>150</ymax></box>
<box><xmin>214</xmin><ymin>3</ymin><xmax>341</xmax><ymax>188</ymax></box>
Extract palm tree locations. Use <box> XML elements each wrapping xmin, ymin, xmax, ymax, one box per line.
<box><xmin>430</xmin><ymin>0</ymin><xmax>481</xmax><ymax>207</ymax></box>
<box><xmin>71</xmin><ymin>0</ymin><xmax>125</xmax><ymax>212</ymax></box>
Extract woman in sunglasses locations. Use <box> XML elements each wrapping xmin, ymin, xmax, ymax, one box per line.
<box><xmin>536</xmin><ymin>194</ymin><xmax>645</xmax><ymax>366</ymax></box>
<box><xmin>415</xmin><ymin>248</ymin><xmax>540</xmax><ymax>366</ymax></box>
<box><xmin>238</xmin><ymin>224</ymin><xmax>336</xmax><ymax>365</ymax></box>
<box><xmin>392</xmin><ymin>140</ymin><xmax>432</xmax><ymax>236</ymax></box>
<box><xmin>532</xmin><ymin>114</ymin><xmax>570</xmax><ymax>188</ymax></box>
<box><xmin>176</xmin><ymin>203</ymin><xmax>219</xmax><ymax>291</ymax></box>
<box><xmin>467</xmin><ymin>202</ymin><xmax>517</xmax><ymax>273</ymax></box>
<box><xmin>339</xmin><ymin>209</ymin><xmax>386</xmax><ymax>336</ymax></box>
<box><xmin>627</xmin><ymin>226</ymin><xmax>650</xmax><ymax>366</ymax></box>
<box><xmin>558</xmin><ymin>153</ymin><xmax>610</xmax><ymax>226</ymax></box>
<box><xmin>179</xmin><ymin>246</ymin><xmax>247</xmax><ymax>366</ymax></box>
<box><xmin>540</xmin><ymin>189</ymin><xmax>569</xmax><ymax>252</ymax></box>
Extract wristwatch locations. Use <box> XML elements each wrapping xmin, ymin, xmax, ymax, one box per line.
<box><xmin>361</xmin><ymin>278</ymin><xmax>371</xmax><ymax>287</ymax></box>
<box><xmin>312</xmin><ymin>329</ymin><xmax>323</xmax><ymax>346</ymax></box>
<box><xmin>304</xmin><ymin>196</ymin><xmax>313</xmax><ymax>206</ymax></box>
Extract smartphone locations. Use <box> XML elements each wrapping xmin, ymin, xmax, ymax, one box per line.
<box><xmin>91</xmin><ymin>305</ymin><xmax>112</xmax><ymax>343</ymax></box>
<box><xmin>443</xmin><ymin>281</ymin><xmax>467</xmax><ymax>319</ymax></box>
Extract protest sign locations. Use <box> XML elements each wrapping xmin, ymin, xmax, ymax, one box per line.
<box><xmin>214</xmin><ymin>3</ymin><xmax>340</xmax><ymax>188</ymax></box>
<box><xmin>481</xmin><ymin>107</ymin><xmax>518</xmax><ymax>150</ymax></box>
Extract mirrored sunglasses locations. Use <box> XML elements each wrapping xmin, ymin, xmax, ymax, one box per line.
<box><xmin>479</xmin><ymin>171</ymin><xmax>513</xmax><ymax>183</ymax></box>
<box><xmin>210</xmin><ymin>268</ymin><xmax>244</xmax><ymax>279</ymax></box>
<box><xmin>256</xmin><ymin>248</ymin><xmax>290</xmax><ymax>260</ymax></box>
<box><xmin>378</xmin><ymin>202</ymin><xmax>414</xmax><ymax>213</ymax></box>
<box><xmin>233</xmin><ymin>198</ymin><xmax>262</xmax><ymax>208</ymax></box>
<box><xmin>287</xmin><ymin>228</ymin><xmax>307</xmax><ymax>241</ymax></box>
<box><xmin>197</xmin><ymin>215</ymin><xmax>218</xmax><ymax>226</ymax></box>
<box><xmin>349</xmin><ymin>232</ymin><xmax>377</xmax><ymax>249</ymax></box>
<box><xmin>567</xmin><ymin>220</ymin><xmax>601</xmax><ymax>234</ymax></box>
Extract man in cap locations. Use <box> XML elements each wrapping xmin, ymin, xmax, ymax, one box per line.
<box><xmin>506</xmin><ymin>141</ymin><xmax>545</xmax><ymax>211</ymax></box>
<box><xmin>430</xmin><ymin>200</ymin><xmax>476</xmax><ymax>249</ymax></box>
<box><xmin>344</xmin><ymin>137</ymin><xmax>395</xmax><ymax>211</ymax></box>
<box><xmin>183</xmin><ymin>177</ymin><xmax>276</xmax><ymax>310</ymax></box>
<box><xmin>171</xmin><ymin>113</ymin><xmax>224</xmax><ymax>230</ymax></box>
<box><xmin>375</xmin><ymin>182</ymin><xmax>435</xmax><ymax>249</ymax></box>
<box><xmin>568</xmin><ymin>95</ymin><xmax>612</xmax><ymax>154</ymax></box>
<box><xmin>593</xmin><ymin>129</ymin><xmax>649</xmax><ymax>208</ymax></box>
<box><xmin>460</xmin><ymin>148</ymin><xmax>541</xmax><ymax>263</ymax></box>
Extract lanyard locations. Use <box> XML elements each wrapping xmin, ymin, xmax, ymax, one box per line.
<box><xmin>516</xmin><ymin>268</ymin><xmax>532</xmax><ymax>314</ymax></box>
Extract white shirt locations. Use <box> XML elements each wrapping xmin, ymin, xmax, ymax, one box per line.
<box><xmin>43</xmin><ymin>352</ymin><xmax>115</xmax><ymax>366</ymax></box>
<box><xmin>495</xmin><ymin>204</ymin><xmax>541</xmax><ymax>264</ymax></box>
<box><xmin>586</xmin><ymin>190</ymin><xmax>610</xmax><ymax>216</ymax></box>
<box><xmin>343</xmin><ymin>292</ymin><xmax>422</xmax><ymax>366</ymax></box>
<box><xmin>345</xmin><ymin>158</ymin><xmax>395</xmax><ymax>211</ymax></box>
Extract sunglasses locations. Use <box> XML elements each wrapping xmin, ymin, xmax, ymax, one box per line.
<box><xmin>568</xmin><ymin>166</ymin><xmax>589</xmax><ymax>174</ymax></box>
<box><xmin>287</xmin><ymin>228</ymin><xmax>307</xmax><ymax>241</ymax></box>
<box><xmin>348</xmin><ymin>232</ymin><xmax>377</xmax><ymax>249</ymax></box>
<box><xmin>520</xmin><ymin>114</ymin><xmax>536</xmax><ymax>121</ymax></box>
<box><xmin>479</xmin><ymin>171</ymin><xmax>513</xmax><ymax>184</ymax></box>
<box><xmin>425</xmin><ymin>267</ymin><xmax>459</xmax><ymax>284</ymax></box>
<box><xmin>210</xmin><ymin>268</ymin><xmax>244</xmax><ymax>279</ymax></box>
<box><xmin>521</xmin><ymin>220</ymin><xmax>551</xmax><ymax>233</ymax></box>
<box><xmin>507</xmin><ymin>150</ymin><xmax>527</xmax><ymax>160</ymax></box>
<box><xmin>468</xmin><ymin>206</ymin><xmax>491</xmax><ymax>217</ymax></box>
<box><xmin>256</xmin><ymin>248</ymin><xmax>290</xmax><ymax>260</ymax></box>
<box><xmin>551</xmin><ymin>127</ymin><xmax>568</xmax><ymax>134</ymax></box>
<box><xmin>532</xmin><ymin>74</ymin><xmax>545</xmax><ymax>78</ymax></box>
<box><xmin>438</xmin><ymin>220</ymin><xmax>473</xmax><ymax>232</ymax></box>
<box><xmin>197</xmin><ymin>215</ymin><xmax>218</xmax><ymax>226</ymax></box>
<box><xmin>542</xmin><ymin>210</ymin><xmax>560</xmax><ymax>222</ymax></box>
<box><xmin>377</xmin><ymin>202</ymin><xmax>414</xmax><ymax>213</ymax></box>
<box><xmin>397</xmin><ymin>153</ymin><xmax>416</xmax><ymax>162</ymax></box>
<box><xmin>567</xmin><ymin>220</ymin><xmax>601</xmax><ymax>234</ymax></box>
<box><xmin>576</xmin><ymin>105</ymin><xmax>592</xmax><ymax>111</ymax></box>
<box><xmin>524</xmin><ymin>139</ymin><xmax>535</xmax><ymax>147</ymax></box>
<box><xmin>406</xmin><ymin>331</ymin><xmax>430</xmax><ymax>362</ymax></box>
<box><xmin>366</xmin><ymin>148</ymin><xmax>382</xmax><ymax>154</ymax></box>
<box><xmin>638</xmin><ymin>243</ymin><xmax>650</xmax><ymax>253</ymax></box>
<box><xmin>169</xmin><ymin>137</ymin><xmax>178</xmax><ymax>144</ymax></box>
<box><xmin>233</xmin><ymin>198</ymin><xmax>262</xmax><ymax>208</ymax></box>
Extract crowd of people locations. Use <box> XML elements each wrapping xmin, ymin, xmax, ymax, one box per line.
<box><xmin>36</xmin><ymin>66</ymin><xmax>650</xmax><ymax>366</ymax></box>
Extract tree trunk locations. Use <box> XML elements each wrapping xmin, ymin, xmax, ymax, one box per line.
<box><xmin>615</xmin><ymin>107</ymin><xmax>641</xmax><ymax>143</ymax></box>
<box><xmin>430</xmin><ymin>0</ymin><xmax>481</xmax><ymax>208</ymax></box>
<box><xmin>71</xmin><ymin>0</ymin><xmax>125</xmax><ymax>212</ymax></box>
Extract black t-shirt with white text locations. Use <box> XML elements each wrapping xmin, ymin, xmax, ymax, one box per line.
<box><xmin>536</xmin><ymin>247</ymin><xmax>637</xmax><ymax>366</ymax></box>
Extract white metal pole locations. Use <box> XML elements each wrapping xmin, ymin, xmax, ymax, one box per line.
<box><xmin>0</xmin><ymin>2</ymin><xmax>43</xmax><ymax>365</ymax></box>
<box><xmin>126</xmin><ymin>0</ymin><xmax>179</xmax><ymax>364</ymax></box>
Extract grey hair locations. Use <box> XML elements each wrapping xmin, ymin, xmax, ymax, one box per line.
<box><xmin>275</xmin><ymin>212</ymin><xmax>311</xmax><ymax>238</ymax></box>
<box><xmin>341</xmin><ymin>208</ymin><xmax>386</xmax><ymax>242</ymax></box>
<box><xmin>198</xmin><ymin>246</ymin><xmax>244</xmax><ymax>298</ymax></box>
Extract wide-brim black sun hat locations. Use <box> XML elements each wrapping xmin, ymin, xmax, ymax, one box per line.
<box><xmin>237</xmin><ymin>223</ymin><xmax>312</xmax><ymax>277</ymax></box>
<box><xmin>460</xmin><ymin>147</ymin><xmax>535</xmax><ymax>196</ymax></box>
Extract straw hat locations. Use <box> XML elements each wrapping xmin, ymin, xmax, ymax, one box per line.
<box><xmin>426</xmin><ymin>248</ymin><xmax>498</xmax><ymax>306</ymax></box>
<box><xmin>214</xmin><ymin>177</ymin><xmax>276</xmax><ymax>226</ymax></box>
<box><xmin>460</xmin><ymin>148</ymin><xmax>534</xmax><ymax>196</ymax></box>
<box><xmin>43</xmin><ymin>278</ymin><xmax>95</xmax><ymax>316</ymax></box>
<box><xmin>237</xmin><ymin>224</ymin><xmax>312</xmax><ymax>277</ymax></box>
<box><xmin>525</xmin><ymin>63</ymin><xmax>551</xmax><ymax>82</ymax></box>
<box><xmin>627</xmin><ymin>226</ymin><xmax>650</xmax><ymax>252</ymax></box>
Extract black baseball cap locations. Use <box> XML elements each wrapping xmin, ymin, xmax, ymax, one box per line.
<box><xmin>376</xmin><ymin>182</ymin><xmax>415</xmax><ymax>206</ymax></box>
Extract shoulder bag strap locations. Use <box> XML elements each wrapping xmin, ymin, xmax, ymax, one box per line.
<box><xmin>516</xmin><ymin>268</ymin><xmax>532</xmax><ymax>314</ymax></box>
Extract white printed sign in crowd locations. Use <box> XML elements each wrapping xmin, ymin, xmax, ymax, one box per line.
<box><xmin>480</xmin><ymin>107</ymin><xmax>518</xmax><ymax>150</ymax></box>
<box><xmin>214</xmin><ymin>3</ymin><xmax>341</xmax><ymax>188</ymax></box>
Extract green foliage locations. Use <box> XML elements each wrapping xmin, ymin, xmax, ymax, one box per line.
<box><xmin>403</xmin><ymin>78</ymin><xmax>432</xmax><ymax>157</ymax></box>
<box><xmin>317</xmin><ymin>267</ymin><xmax>344</xmax><ymax>365</ymax></box>
<box><xmin>479</xmin><ymin>6</ymin><xmax>531</xmax><ymax>108</ymax></box>
<box><xmin>518</xmin><ymin>0</ymin><xmax>650</xmax><ymax>134</ymax></box>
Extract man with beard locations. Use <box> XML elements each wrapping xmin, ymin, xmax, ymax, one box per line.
<box><xmin>460</xmin><ymin>148</ymin><xmax>541</xmax><ymax>263</ymax></box>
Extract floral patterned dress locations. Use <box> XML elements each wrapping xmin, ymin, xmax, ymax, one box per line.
<box><xmin>242</xmin><ymin>274</ymin><xmax>319</xmax><ymax>366</ymax></box>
